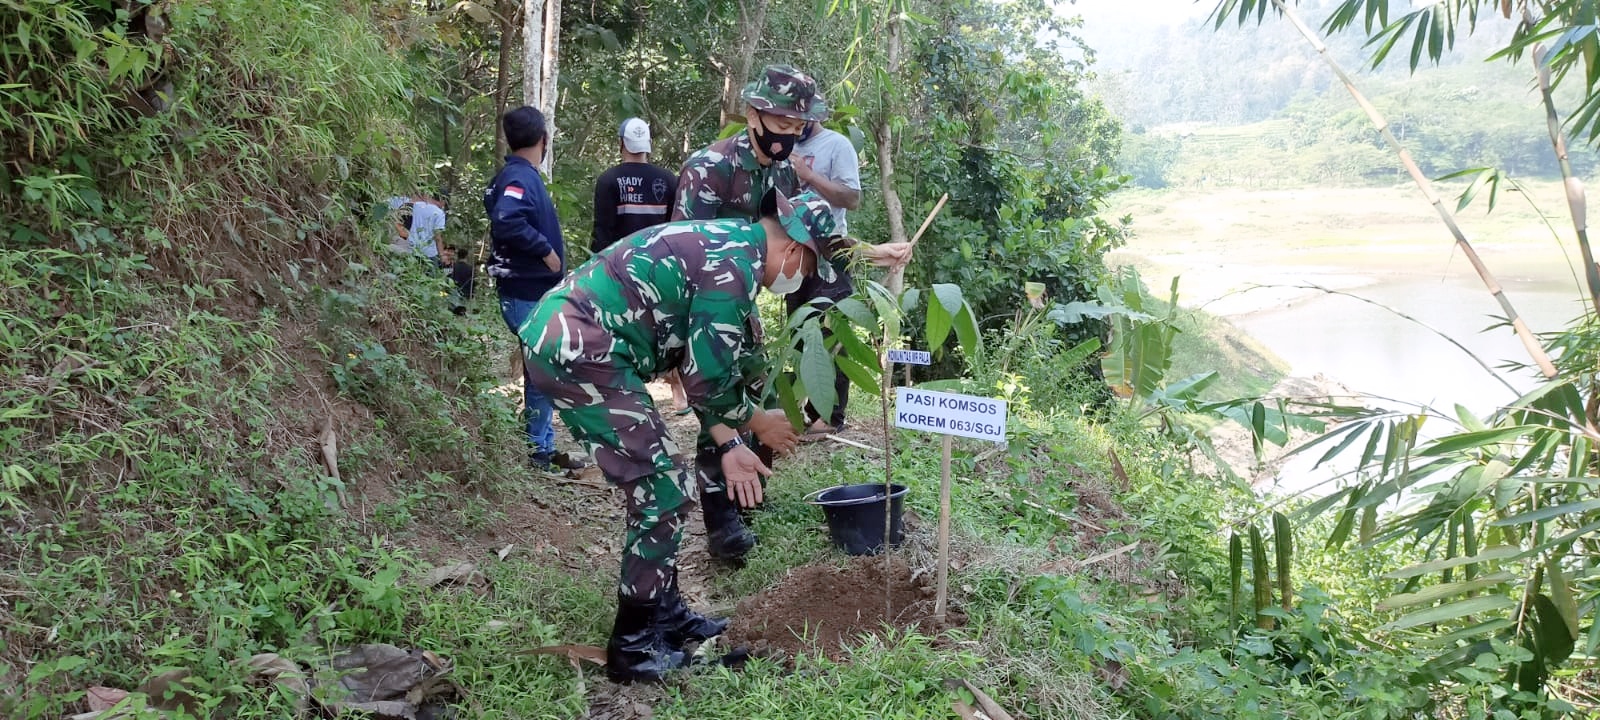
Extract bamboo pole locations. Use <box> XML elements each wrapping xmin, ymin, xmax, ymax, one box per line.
<box><xmin>1269</xmin><ymin>0</ymin><xmax>1558</xmax><ymax>379</ymax></box>
<box><xmin>1522</xmin><ymin>6</ymin><xmax>1600</xmax><ymax>320</ymax></box>
<box><xmin>1519</xmin><ymin>4</ymin><xmax>1600</xmax><ymax>446</ymax></box>
<box><xmin>884</xmin><ymin>194</ymin><xmax>950</xmax><ymax>295</ymax></box>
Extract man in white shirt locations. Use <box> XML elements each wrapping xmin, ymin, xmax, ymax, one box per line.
<box><xmin>793</xmin><ymin>118</ymin><xmax>861</xmax><ymax>235</ymax></box>
<box><xmin>406</xmin><ymin>194</ymin><xmax>448</xmax><ymax>262</ymax></box>
<box><xmin>386</xmin><ymin>196</ymin><xmax>413</xmax><ymax>253</ymax></box>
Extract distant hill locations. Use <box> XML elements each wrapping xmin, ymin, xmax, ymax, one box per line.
<box><xmin>1080</xmin><ymin>0</ymin><xmax>1512</xmax><ymax>128</ymax></box>
<box><xmin>1078</xmin><ymin>4</ymin><xmax>1597</xmax><ymax>189</ymax></box>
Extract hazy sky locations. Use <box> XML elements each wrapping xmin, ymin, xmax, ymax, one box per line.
<box><xmin>1055</xmin><ymin>0</ymin><xmax>1218</xmax><ymax>66</ymax></box>
<box><xmin>1065</xmin><ymin>0</ymin><xmax>1212</xmax><ymax>27</ymax></box>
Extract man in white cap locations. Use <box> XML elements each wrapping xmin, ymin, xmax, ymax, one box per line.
<box><xmin>594</xmin><ymin>117</ymin><xmax>690</xmax><ymax>414</ymax></box>
<box><xmin>592</xmin><ymin>117</ymin><xmax>678</xmax><ymax>254</ymax></box>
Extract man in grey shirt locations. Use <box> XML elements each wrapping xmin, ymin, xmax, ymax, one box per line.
<box><xmin>794</xmin><ymin>118</ymin><xmax>861</xmax><ymax>235</ymax></box>
<box><xmin>790</xmin><ymin>107</ymin><xmax>910</xmax><ymax>435</ymax></box>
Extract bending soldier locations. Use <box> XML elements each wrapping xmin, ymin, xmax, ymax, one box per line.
<box><xmin>518</xmin><ymin>190</ymin><xmax>836</xmax><ymax>683</ymax></box>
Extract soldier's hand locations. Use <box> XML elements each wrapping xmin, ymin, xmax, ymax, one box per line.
<box><xmin>747</xmin><ymin>409</ymin><xmax>798</xmax><ymax>456</ymax></box>
<box><xmin>543</xmin><ymin>252</ymin><xmax>562</xmax><ymax>272</ymax></box>
<box><xmin>721</xmin><ymin>445</ymin><xmax>771</xmax><ymax>508</ymax></box>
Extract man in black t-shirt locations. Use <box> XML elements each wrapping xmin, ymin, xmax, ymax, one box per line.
<box><xmin>591</xmin><ymin>118</ymin><xmax>677</xmax><ymax>253</ymax></box>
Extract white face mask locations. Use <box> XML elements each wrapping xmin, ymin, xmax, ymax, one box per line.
<box><xmin>769</xmin><ymin>268</ymin><xmax>804</xmax><ymax>295</ymax></box>
<box><xmin>767</xmin><ymin>244</ymin><xmax>805</xmax><ymax>294</ymax></box>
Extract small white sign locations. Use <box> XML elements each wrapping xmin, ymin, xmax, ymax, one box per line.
<box><xmin>887</xmin><ymin>349</ymin><xmax>932</xmax><ymax>365</ymax></box>
<box><xmin>894</xmin><ymin>387</ymin><xmax>1008</xmax><ymax>443</ymax></box>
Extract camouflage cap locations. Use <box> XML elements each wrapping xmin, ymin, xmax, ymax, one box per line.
<box><xmin>742</xmin><ymin>64</ymin><xmax>828</xmax><ymax>121</ymax></box>
<box><xmin>775</xmin><ymin>190</ymin><xmax>838</xmax><ymax>283</ymax></box>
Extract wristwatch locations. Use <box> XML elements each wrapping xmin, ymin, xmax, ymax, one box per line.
<box><xmin>716</xmin><ymin>434</ymin><xmax>746</xmax><ymax>455</ymax></box>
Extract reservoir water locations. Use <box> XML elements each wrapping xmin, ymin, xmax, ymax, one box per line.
<box><xmin>1114</xmin><ymin>184</ymin><xmax>1596</xmax><ymax>497</ymax></box>
<box><xmin>1231</xmin><ymin>272</ymin><xmax>1585</xmax><ymax>413</ymax></box>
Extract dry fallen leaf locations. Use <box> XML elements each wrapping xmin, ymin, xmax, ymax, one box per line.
<box><xmin>1096</xmin><ymin>658</ymin><xmax>1130</xmax><ymax>692</ymax></box>
<box><xmin>497</xmin><ymin>544</ymin><xmax>514</xmax><ymax>561</ymax></box>
<box><xmin>1107</xmin><ymin>447</ymin><xmax>1130</xmax><ymax>491</ymax></box>
<box><xmin>419</xmin><ymin>562</ymin><xmax>481</xmax><ymax>588</ymax></box>
<box><xmin>86</xmin><ymin>687</ymin><xmax>128</xmax><ymax>712</ymax></box>
<box><xmin>959</xmin><ymin>679</ymin><xmax>1016</xmax><ymax>720</ymax></box>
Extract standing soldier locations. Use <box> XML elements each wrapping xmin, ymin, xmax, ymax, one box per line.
<box><xmin>790</xmin><ymin>100</ymin><xmax>911</xmax><ymax>436</ymax></box>
<box><xmin>520</xmin><ymin>190</ymin><xmax>834</xmax><ymax>683</ymax></box>
<box><xmin>672</xmin><ymin>64</ymin><xmax>819</xmax><ymax>223</ymax></box>
<box><xmin>670</xmin><ymin>64</ymin><xmax>823</xmax><ymax>562</ymax></box>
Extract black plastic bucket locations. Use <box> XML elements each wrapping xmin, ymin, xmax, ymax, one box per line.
<box><xmin>807</xmin><ymin>483</ymin><xmax>909</xmax><ymax>556</ymax></box>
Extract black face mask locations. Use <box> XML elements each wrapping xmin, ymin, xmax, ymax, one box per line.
<box><xmin>751</xmin><ymin>115</ymin><xmax>799</xmax><ymax>162</ymax></box>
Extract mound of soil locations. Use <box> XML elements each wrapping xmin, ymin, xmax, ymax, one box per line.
<box><xmin>725</xmin><ymin>556</ymin><xmax>964</xmax><ymax>661</ymax></box>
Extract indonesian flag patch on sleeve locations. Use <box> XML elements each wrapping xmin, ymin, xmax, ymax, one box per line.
<box><xmin>503</xmin><ymin>185</ymin><xmax>525</xmax><ymax>200</ymax></box>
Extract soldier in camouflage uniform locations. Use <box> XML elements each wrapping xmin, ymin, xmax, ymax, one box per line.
<box><xmin>673</xmin><ymin>64</ymin><xmax>830</xmax><ymax>561</ymax></box>
<box><xmin>520</xmin><ymin>190</ymin><xmax>836</xmax><ymax>684</ymax></box>
<box><xmin>673</xmin><ymin>64</ymin><xmax>824</xmax><ymax>223</ymax></box>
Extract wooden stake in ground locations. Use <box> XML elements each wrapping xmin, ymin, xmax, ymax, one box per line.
<box><xmin>881</xmin><ymin>344</ymin><xmax>894</xmax><ymax>621</ymax></box>
<box><xmin>934</xmin><ymin>433</ymin><xmax>954</xmax><ymax>620</ymax></box>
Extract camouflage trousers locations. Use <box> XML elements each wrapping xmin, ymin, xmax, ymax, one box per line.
<box><xmin>523</xmin><ymin>317</ymin><xmax>695</xmax><ymax>602</ymax></box>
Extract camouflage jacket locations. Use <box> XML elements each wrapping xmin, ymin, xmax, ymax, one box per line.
<box><xmin>525</xmin><ymin>220</ymin><xmax>769</xmax><ymax>428</ymax></box>
<box><xmin>672</xmin><ymin>132</ymin><xmax>798</xmax><ymax>222</ymax></box>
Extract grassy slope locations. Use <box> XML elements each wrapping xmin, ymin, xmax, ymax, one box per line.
<box><xmin>2</xmin><ymin>3</ymin><xmax>1423</xmax><ymax>719</ymax></box>
<box><xmin>0</xmin><ymin>1</ymin><xmax>612</xmax><ymax>716</ymax></box>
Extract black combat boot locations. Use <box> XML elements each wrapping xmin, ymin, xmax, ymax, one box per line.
<box><xmin>701</xmin><ymin>485</ymin><xmax>757</xmax><ymax>561</ymax></box>
<box><xmin>605</xmin><ymin>595</ymin><xmax>687</xmax><ymax>684</ymax></box>
<box><xmin>696</xmin><ymin>445</ymin><xmax>758</xmax><ymax>561</ymax></box>
<box><xmin>656</xmin><ymin>567</ymin><xmax>728</xmax><ymax>649</ymax></box>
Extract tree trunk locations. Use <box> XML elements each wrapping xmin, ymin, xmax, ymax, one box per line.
<box><xmin>538</xmin><ymin>0</ymin><xmax>561</xmax><ymax>176</ymax></box>
<box><xmin>522</xmin><ymin>0</ymin><xmax>544</xmax><ymax>112</ymax></box>
<box><xmin>878</xmin><ymin>7</ymin><xmax>910</xmax><ymax>294</ymax></box>
<box><xmin>493</xmin><ymin>0</ymin><xmax>517</xmax><ymax>156</ymax></box>
<box><xmin>722</xmin><ymin>0</ymin><xmax>770</xmax><ymax>124</ymax></box>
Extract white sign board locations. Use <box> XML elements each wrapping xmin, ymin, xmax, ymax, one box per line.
<box><xmin>894</xmin><ymin>387</ymin><xmax>1008</xmax><ymax>443</ymax></box>
<box><xmin>887</xmin><ymin>349</ymin><xmax>932</xmax><ymax>365</ymax></box>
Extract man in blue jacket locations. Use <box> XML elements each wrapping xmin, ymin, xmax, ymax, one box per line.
<box><xmin>485</xmin><ymin>106</ymin><xmax>588</xmax><ymax>474</ymax></box>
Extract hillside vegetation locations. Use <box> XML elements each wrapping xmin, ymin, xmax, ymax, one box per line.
<box><xmin>6</xmin><ymin>0</ymin><xmax>1597</xmax><ymax>718</ymax></box>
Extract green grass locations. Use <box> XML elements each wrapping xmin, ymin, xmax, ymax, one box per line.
<box><xmin>661</xmin><ymin>634</ymin><xmax>991</xmax><ymax>720</ymax></box>
<box><xmin>1165</xmin><ymin>299</ymin><xmax>1288</xmax><ymax>401</ymax></box>
<box><xmin>413</xmin><ymin>561</ymin><xmax>612</xmax><ymax>719</ymax></box>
